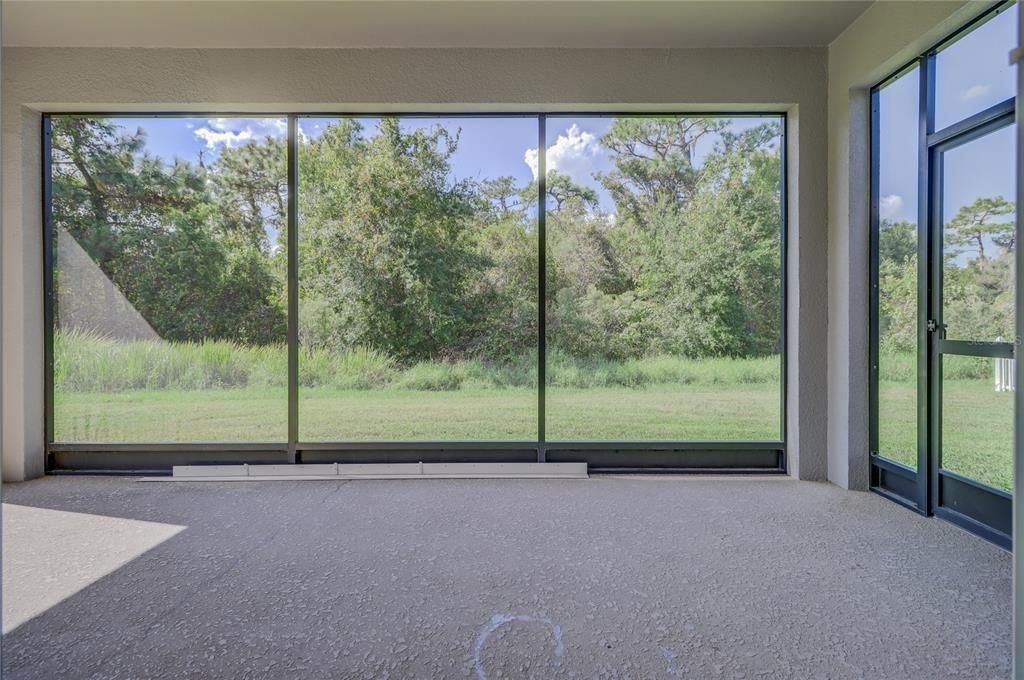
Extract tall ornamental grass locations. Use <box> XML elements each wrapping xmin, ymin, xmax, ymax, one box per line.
<box><xmin>55</xmin><ymin>329</ymin><xmax>783</xmax><ymax>393</ymax></box>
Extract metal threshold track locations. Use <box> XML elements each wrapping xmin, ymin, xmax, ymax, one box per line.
<box><xmin>141</xmin><ymin>462</ymin><xmax>588</xmax><ymax>482</ymax></box>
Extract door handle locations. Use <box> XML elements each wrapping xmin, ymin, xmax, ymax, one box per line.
<box><xmin>926</xmin><ymin>319</ymin><xmax>947</xmax><ymax>338</ymax></box>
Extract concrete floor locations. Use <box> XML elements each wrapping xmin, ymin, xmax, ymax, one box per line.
<box><xmin>1</xmin><ymin>475</ymin><xmax>1012</xmax><ymax>679</ymax></box>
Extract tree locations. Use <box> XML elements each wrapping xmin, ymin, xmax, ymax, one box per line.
<box><xmin>480</xmin><ymin>176</ymin><xmax>527</xmax><ymax>221</ymax></box>
<box><xmin>936</xmin><ymin>197</ymin><xmax>1016</xmax><ymax>341</ymax></box>
<box><xmin>557</xmin><ymin>118</ymin><xmax>783</xmax><ymax>358</ymax></box>
<box><xmin>597</xmin><ymin>117</ymin><xmax>726</xmax><ymax>223</ymax></box>
<box><xmin>210</xmin><ymin>138</ymin><xmax>288</xmax><ymax>251</ymax></box>
<box><xmin>470</xmin><ymin>182</ymin><xmax>538</xmax><ymax>361</ymax></box>
<box><xmin>54</xmin><ymin>113</ymin><xmax>788</xmax><ymax>365</ymax></box>
<box><xmin>880</xmin><ymin>220</ymin><xmax>916</xmax><ymax>264</ymax></box>
<box><xmin>298</xmin><ymin>118</ymin><xmax>489</xmax><ymax>362</ymax></box>
<box><xmin>878</xmin><ymin>255</ymin><xmax>918</xmax><ymax>354</ymax></box>
<box><xmin>51</xmin><ymin>117</ymin><xmax>286</xmax><ymax>344</ymax></box>
<box><xmin>544</xmin><ymin>172</ymin><xmax>600</xmax><ymax>213</ymax></box>
<box><xmin>944</xmin><ymin>196</ymin><xmax>1015</xmax><ymax>260</ymax></box>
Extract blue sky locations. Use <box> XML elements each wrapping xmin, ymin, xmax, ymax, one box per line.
<box><xmin>105</xmin><ymin>113</ymin><xmax>776</xmax><ymax>253</ymax></box>
<box><xmin>878</xmin><ymin>1</ymin><xmax>1017</xmax><ymax>265</ymax></box>
<box><xmin>114</xmin><ymin>114</ymin><xmax>778</xmax><ymax>219</ymax></box>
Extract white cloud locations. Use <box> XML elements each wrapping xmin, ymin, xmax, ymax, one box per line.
<box><xmin>193</xmin><ymin>126</ymin><xmax>254</xmax><ymax>149</ymax></box>
<box><xmin>962</xmin><ymin>84</ymin><xmax>992</xmax><ymax>102</ymax></box>
<box><xmin>879</xmin><ymin>194</ymin><xmax>904</xmax><ymax>220</ymax></box>
<box><xmin>261</xmin><ymin>118</ymin><xmax>289</xmax><ymax>136</ymax></box>
<box><xmin>192</xmin><ymin>117</ymin><xmax>289</xmax><ymax>149</ymax></box>
<box><xmin>524</xmin><ymin>148</ymin><xmax>540</xmax><ymax>178</ymax></box>
<box><xmin>524</xmin><ymin>124</ymin><xmax>601</xmax><ymax>184</ymax></box>
<box><xmin>524</xmin><ymin>149</ymin><xmax>539</xmax><ymax>177</ymax></box>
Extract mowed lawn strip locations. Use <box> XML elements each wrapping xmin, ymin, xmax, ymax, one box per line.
<box><xmin>877</xmin><ymin>379</ymin><xmax>1012</xmax><ymax>492</ymax></box>
<box><xmin>57</xmin><ymin>384</ymin><xmax>781</xmax><ymax>443</ymax></box>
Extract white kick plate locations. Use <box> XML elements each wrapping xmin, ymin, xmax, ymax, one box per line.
<box><xmin>140</xmin><ymin>462</ymin><xmax>588</xmax><ymax>482</ymax></box>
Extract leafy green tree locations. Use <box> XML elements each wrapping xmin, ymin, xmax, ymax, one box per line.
<box><xmin>210</xmin><ymin>138</ymin><xmax>288</xmax><ymax>251</ymax></box>
<box><xmin>470</xmin><ymin>186</ymin><xmax>538</xmax><ymax>361</ymax></box>
<box><xmin>880</xmin><ymin>220</ymin><xmax>916</xmax><ymax>264</ymax></box>
<box><xmin>54</xmin><ymin>113</ymin><xmax>791</xmax><ymax>368</ymax></box>
<box><xmin>556</xmin><ymin>119</ymin><xmax>783</xmax><ymax>359</ymax></box>
<box><xmin>51</xmin><ymin>117</ymin><xmax>285</xmax><ymax>344</ymax></box>
<box><xmin>598</xmin><ymin>117</ymin><xmax>726</xmax><ymax>222</ymax></box>
<box><xmin>544</xmin><ymin>172</ymin><xmax>600</xmax><ymax>213</ymax></box>
<box><xmin>945</xmin><ymin>196</ymin><xmax>1015</xmax><ymax>260</ymax></box>
<box><xmin>298</xmin><ymin>118</ymin><xmax>489</xmax><ymax>362</ymax></box>
<box><xmin>480</xmin><ymin>176</ymin><xmax>527</xmax><ymax>221</ymax></box>
<box><xmin>938</xmin><ymin>197</ymin><xmax>1016</xmax><ymax>340</ymax></box>
<box><xmin>878</xmin><ymin>255</ymin><xmax>918</xmax><ymax>354</ymax></box>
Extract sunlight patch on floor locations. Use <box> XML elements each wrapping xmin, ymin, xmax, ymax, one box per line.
<box><xmin>2</xmin><ymin>504</ymin><xmax>185</xmax><ymax>633</ymax></box>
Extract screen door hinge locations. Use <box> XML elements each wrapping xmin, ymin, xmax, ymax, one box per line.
<box><xmin>926</xmin><ymin>319</ymin><xmax>939</xmax><ymax>332</ymax></box>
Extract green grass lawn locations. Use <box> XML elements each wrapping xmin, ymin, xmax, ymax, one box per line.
<box><xmin>54</xmin><ymin>338</ymin><xmax>1011</xmax><ymax>493</ymax></box>
<box><xmin>878</xmin><ymin>379</ymin><xmax>1013</xmax><ymax>493</ymax></box>
<box><xmin>54</xmin><ymin>333</ymin><xmax>784</xmax><ymax>444</ymax></box>
<box><xmin>54</xmin><ymin>388</ymin><xmax>290</xmax><ymax>442</ymax></box>
<box><xmin>545</xmin><ymin>385</ymin><xmax>780</xmax><ymax>441</ymax></box>
<box><xmin>56</xmin><ymin>383</ymin><xmax>781</xmax><ymax>443</ymax></box>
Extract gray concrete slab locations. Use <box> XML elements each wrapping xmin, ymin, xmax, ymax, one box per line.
<box><xmin>0</xmin><ymin>475</ymin><xmax>1012</xmax><ymax>679</ymax></box>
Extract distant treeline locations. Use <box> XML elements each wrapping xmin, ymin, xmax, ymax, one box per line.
<box><xmin>52</xmin><ymin>116</ymin><xmax>783</xmax><ymax>365</ymax></box>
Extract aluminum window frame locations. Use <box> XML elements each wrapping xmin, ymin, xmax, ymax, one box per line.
<box><xmin>869</xmin><ymin>0</ymin><xmax>1017</xmax><ymax>548</ymax></box>
<box><xmin>43</xmin><ymin>111</ymin><xmax>789</xmax><ymax>473</ymax></box>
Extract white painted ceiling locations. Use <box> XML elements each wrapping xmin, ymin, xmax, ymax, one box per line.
<box><xmin>2</xmin><ymin>0</ymin><xmax>873</xmax><ymax>49</ymax></box>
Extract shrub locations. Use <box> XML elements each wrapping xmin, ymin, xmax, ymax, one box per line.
<box><xmin>396</xmin><ymin>362</ymin><xmax>465</xmax><ymax>391</ymax></box>
<box><xmin>330</xmin><ymin>346</ymin><xmax>397</xmax><ymax>390</ymax></box>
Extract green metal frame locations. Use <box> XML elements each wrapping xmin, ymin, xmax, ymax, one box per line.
<box><xmin>42</xmin><ymin>111</ymin><xmax>788</xmax><ymax>473</ymax></box>
<box><xmin>869</xmin><ymin>0</ymin><xmax>1017</xmax><ymax>548</ymax></box>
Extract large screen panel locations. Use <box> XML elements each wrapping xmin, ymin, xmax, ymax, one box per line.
<box><xmin>542</xmin><ymin>116</ymin><xmax>784</xmax><ymax>441</ymax></box>
<box><xmin>297</xmin><ymin>116</ymin><xmax>539</xmax><ymax>441</ymax></box>
<box><xmin>51</xmin><ymin>116</ymin><xmax>288</xmax><ymax>442</ymax></box>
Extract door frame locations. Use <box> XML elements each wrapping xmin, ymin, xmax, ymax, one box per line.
<box><xmin>926</xmin><ymin>105</ymin><xmax>1015</xmax><ymax>549</ymax></box>
<box><xmin>869</xmin><ymin>1</ymin><xmax>1018</xmax><ymax>549</ymax></box>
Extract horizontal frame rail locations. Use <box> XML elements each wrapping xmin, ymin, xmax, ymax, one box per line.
<box><xmin>870</xmin><ymin>454</ymin><xmax>921</xmax><ymax>510</ymax></box>
<box><xmin>869</xmin><ymin>453</ymin><xmax>916</xmax><ymax>479</ymax></box>
<box><xmin>49</xmin><ymin>442</ymin><xmax>785</xmax><ymax>474</ymax></box>
<box><xmin>926</xmin><ymin>97</ymin><xmax>1015</xmax><ymax>148</ymax></box>
<box><xmin>937</xmin><ymin>339</ymin><xmax>1015</xmax><ymax>359</ymax></box>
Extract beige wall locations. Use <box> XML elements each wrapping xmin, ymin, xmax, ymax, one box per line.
<box><xmin>825</xmin><ymin>1</ymin><xmax>988</xmax><ymax>489</ymax></box>
<box><xmin>1</xmin><ymin>45</ymin><xmax>829</xmax><ymax>480</ymax></box>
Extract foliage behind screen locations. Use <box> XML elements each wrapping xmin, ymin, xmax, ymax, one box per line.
<box><xmin>50</xmin><ymin>114</ymin><xmax>784</xmax><ymax>443</ymax></box>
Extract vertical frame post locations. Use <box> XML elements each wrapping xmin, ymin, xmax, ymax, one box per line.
<box><xmin>869</xmin><ymin>90</ymin><xmax>880</xmax><ymax>461</ymax></box>
<box><xmin>287</xmin><ymin>115</ymin><xmax>299</xmax><ymax>462</ymax></box>
<box><xmin>1012</xmin><ymin>0</ymin><xmax>1023</xmax><ymax>668</ymax></box>
<box><xmin>779</xmin><ymin>112</ymin><xmax>788</xmax><ymax>467</ymax></box>
<box><xmin>42</xmin><ymin>115</ymin><xmax>55</xmax><ymax>462</ymax></box>
<box><xmin>919</xmin><ymin>53</ymin><xmax>937</xmax><ymax>514</ymax></box>
<box><xmin>537</xmin><ymin>115</ymin><xmax>547</xmax><ymax>461</ymax></box>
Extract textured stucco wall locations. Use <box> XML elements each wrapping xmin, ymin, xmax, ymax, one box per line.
<box><xmin>1</xmin><ymin>46</ymin><xmax>829</xmax><ymax>481</ymax></box>
<box><xmin>825</xmin><ymin>1</ymin><xmax>985</xmax><ymax>490</ymax></box>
